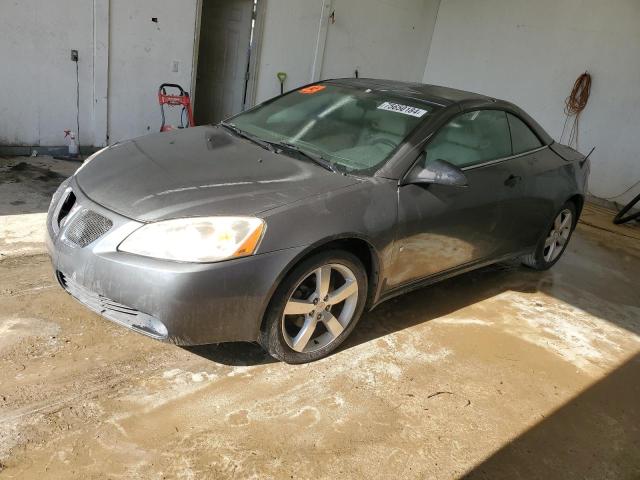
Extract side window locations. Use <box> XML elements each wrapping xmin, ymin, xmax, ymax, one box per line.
<box><xmin>507</xmin><ymin>113</ymin><xmax>543</xmax><ymax>154</ymax></box>
<box><xmin>424</xmin><ymin>110</ymin><xmax>511</xmax><ymax>168</ymax></box>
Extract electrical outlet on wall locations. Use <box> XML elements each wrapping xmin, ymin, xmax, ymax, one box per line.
<box><xmin>172</xmin><ymin>61</ymin><xmax>179</xmax><ymax>73</ymax></box>
<box><xmin>71</xmin><ymin>49</ymin><xmax>78</xmax><ymax>62</ymax></box>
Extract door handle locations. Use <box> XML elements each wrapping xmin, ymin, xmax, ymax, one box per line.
<box><xmin>504</xmin><ymin>174</ymin><xmax>522</xmax><ymax>187</ymax></box>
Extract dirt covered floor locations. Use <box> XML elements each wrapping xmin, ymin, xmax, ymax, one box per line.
<box><xmin>0</xmin><ymin>156</ymin><xmax>79</xmax><ymax>259</ymax></box>
<box><xmin>1</xmin><ymin>179</ymin><xmax>639</xmax><ymax>478</ymax></box>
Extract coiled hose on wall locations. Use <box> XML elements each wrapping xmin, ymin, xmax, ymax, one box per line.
<box><xmin>560</xmin><ymin>72</ymin><xmax>591</xmax><ymax>150</ymax></box>
<box><xmin>560</xmin><ymin>72</ymin><xmax>639</xmax><ymax>224</ymax></box>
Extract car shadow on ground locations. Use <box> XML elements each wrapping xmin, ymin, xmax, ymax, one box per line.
<box><xmin>184</xmin><ymin>261</ymin><xmax>533</xmax><ymax>367</ymax></box>
<box><xmin>185</xmin><ymin>342</ymin><xmax>278</xmax><ymax>366</ymax></box>
<box><xmin>343</xmin><ymin>237</ymin><xmax>640</xmax><ymax>352</ymax></box>
<box><xmin>344</xmin><ymin>260</ymin><xmax>536</xmax><ymax>351</ymax></box>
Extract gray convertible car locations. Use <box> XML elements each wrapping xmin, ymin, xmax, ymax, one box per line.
<box><xmin>47</xmin><ymin>79</ymin><xmax>589</xmax><ymax>363</ymax></box>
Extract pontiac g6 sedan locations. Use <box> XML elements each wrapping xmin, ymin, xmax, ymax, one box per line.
<box><xmin>47</xmin><ymin>79</ymin><xmax>590</xmax><ymax>363</ymax></box>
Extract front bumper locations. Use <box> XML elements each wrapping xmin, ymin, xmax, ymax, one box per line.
<box><xmin>47</xmin><ymin>177</ymin><xmax>305</xmax><ymax>345</ymax></box>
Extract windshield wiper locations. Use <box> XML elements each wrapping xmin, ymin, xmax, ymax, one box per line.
<box><xmin>220</xmin><ymin>123</ymin><xmax>274</xmax><ymax>152</ymax></box>
<box><xmin>271</xmin><ymin>141</ymin><xmax>339</xmax><ymax>173</ymax></box>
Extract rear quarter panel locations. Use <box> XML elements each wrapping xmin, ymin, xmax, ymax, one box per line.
<box><xmin>513</xmin><ymin>145</ymin><xmax>586</xmax><ymax>247</ymax></box>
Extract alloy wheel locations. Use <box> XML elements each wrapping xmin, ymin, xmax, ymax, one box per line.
<box><xmin>543</xmin><ymin>208</ymin><xmax>572</xmax><ymax>262</ymax></box>
<box><xmin>281</xmin><ymin>263</ymin><xmax>359</xmax><ymax>353</ymax></box>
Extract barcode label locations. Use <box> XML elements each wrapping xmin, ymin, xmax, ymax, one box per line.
<box><xmin>377</xmin><ymin>102</ymin><xmax>428</xmax><ymax>117</ymax></box>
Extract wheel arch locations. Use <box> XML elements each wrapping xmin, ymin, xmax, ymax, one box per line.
<box><xmin>257</xmin><ymin>235</ymin><xmax>382</xmax><ymax>335</ymax></box>
<box><xmin>567</xmin><ymin>193</ymin><xmax>585</xmax><ymax>221</ymax></box>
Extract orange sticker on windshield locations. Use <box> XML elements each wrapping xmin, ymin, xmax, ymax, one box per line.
<box><xmin>299</xmin><ymin>85</ymin><xmax>326</xmax><ymax>94</ymax></box>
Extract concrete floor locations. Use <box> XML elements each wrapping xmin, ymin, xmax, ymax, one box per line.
<box><xmin>1</xmin><ymin>157</ymin><xmax>639</xmax><ymax>479</ymax></box>
<box><xmin>0</xmin><ymin>156</ymin><xmax>78</xmax><ymax>259</ymax></box>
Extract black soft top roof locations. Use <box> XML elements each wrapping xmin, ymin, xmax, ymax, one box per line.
<box><xmin>326</xmin><ymin>78</ymin><xmax>493</xmax><ymax>106</ymax></box>
<box><xmin>325</xmin><ymin>78</ymin><xmax>553</xmax><ymax>145</ymax></box>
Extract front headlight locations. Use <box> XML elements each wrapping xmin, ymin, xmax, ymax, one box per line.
<box><xmin>118</xmin><ymin>216</ymin><xmax>265</xmax><ymax>263</ymax></box>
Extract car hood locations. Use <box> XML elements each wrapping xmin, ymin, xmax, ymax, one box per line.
<box><xmin>76</xmin><ymin>126</ymin><xmax>360</xmax><ymax>222</ymax></box>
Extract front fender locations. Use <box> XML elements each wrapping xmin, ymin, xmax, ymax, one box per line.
<box><xmin>255</xmin><ymin>177</ymin><xmax>399</xmax><ymax>314</ymax></box>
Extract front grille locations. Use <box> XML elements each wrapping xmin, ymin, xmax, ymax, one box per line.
<box><xmin>48</xmin><ymin>186</ymin><xmax>70</xmax><ymax>237</ymax></box>
<box><xmin>57</xmin><ymin>191</ymin><xmax>77</xmax><ymax>226</ymax></box>
<box><xmin>58</xmin><ymin>272</ymin><xmax>168</xmax><ymax>339</ymax></box>
<box><xmin>64</xmin><ymin>210</ymin><xmax>113</xmax><ymax>247</ymax></box>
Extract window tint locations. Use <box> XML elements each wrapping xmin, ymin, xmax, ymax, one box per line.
<box><xmin>425</xmin><ymin>110</ymin><xmax>511</xmax><ymax>168</ymax></box>
<box><xmin>508</xmin><ymin>113</ymin><xmax>543</xmax><ymax>154</ymax></box>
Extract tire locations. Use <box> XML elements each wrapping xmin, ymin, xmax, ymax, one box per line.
<box><xmin>522</xmin><ymin>201</ymin><xmax>577</xmax><ymax>270</ymax></box>
<box><xmin>259</xmin><ymin>250</ymin><xmax>368</xmax><ymax>364</ymax></box>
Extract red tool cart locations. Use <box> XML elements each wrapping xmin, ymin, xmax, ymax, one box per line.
<box><xmin>158</xmin><ymin>83</ymin><xmax>195</xmax><ymax>132</ymax></box>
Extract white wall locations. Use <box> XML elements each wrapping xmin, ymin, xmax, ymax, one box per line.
<box><xmin>0</xmin><ymin>0</ymin><xmax>197</xmax><ymax>148</ymax></box>
<box><xmin>4</xmin><ymin>0</ymin><xmax>639</xmax><ymax>207</ymax></box>
<box><xmin>253</xmin><ymin>0</ymin><xmax>327</xmax><ymax>103</ymax></box>
<box><xmin>108</xmin><ymin>0</ymin><xmax>198</xmax><ymax>143</ymax></box>
<box><xmin>1</xmin><ymin>0</ymin><xmax>440</xmax><ymax>147</ymax></box>
<box><xmin>0</xmin><ymin>0</ymin><xmax>95</xmax><ymax>146</ymax></box>
<box><xmin>423</xmin><ymin>0</ymin><xmax>640</xmax><ymax>204</ymax></box>
<box><xmin>253</xmin><ymin>0</ymin><xmax>441</xmax><ymax>103</ymax></box>
<box><xmin>321</xmin><ymin>0</ymin><xmax>440</xmax><ymax>82</ymax></box>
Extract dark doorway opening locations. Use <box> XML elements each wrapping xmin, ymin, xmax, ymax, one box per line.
<box><xmin>194</xmin><ymin>0</ymin><xmax>258</xmax><ymax>125</ymax></box>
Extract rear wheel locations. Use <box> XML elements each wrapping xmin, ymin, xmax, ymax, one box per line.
<box><xmin>259</xmin><ymin>250</ymin><xmax>367</xmax><ymax>364</ymax></box>
<box><xmin>522</xmin><ymin>202</ymin><xmax>576</xmax><ymax>270</ymax></box>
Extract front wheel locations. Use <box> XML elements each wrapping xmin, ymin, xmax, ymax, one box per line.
<box><xmin>521</xmin><ymin>202</ymin><xmax>576</xmax><ymax>270</ymax></box>
<box><xmin>259</xmin><ymin>250</ymin><xmax>367</xmax><ymax>364</ymax></box>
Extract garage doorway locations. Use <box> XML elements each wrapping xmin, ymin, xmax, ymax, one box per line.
<box><xmin>193</xmin><ymin>0</ymin><xmax>259</xmax><ymax>125</ymax></box>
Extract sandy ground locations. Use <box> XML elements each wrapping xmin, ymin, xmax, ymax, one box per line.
<box><xmin>1</xmin><ymin>158</ymin><xmax>640</xmax><ymax>479</ymax></box>
<box><xmin>0</xmin><ymin>156</ymin><xmax>79</xmax><ymax>259</ymax></box>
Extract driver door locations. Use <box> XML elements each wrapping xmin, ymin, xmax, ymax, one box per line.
<box><xmin>387</xmin><ymin>109</ymin><xmax>521</xmax><ymax>288</ymax></box>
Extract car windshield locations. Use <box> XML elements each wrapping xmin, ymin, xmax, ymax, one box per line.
<box><xmin>226</xmin><ymin>83</ymin><xmax>438</xmax><ymax>174</ymax></box>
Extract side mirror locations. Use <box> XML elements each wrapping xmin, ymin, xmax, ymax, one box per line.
<box><xmin>403</xmin><ymin>156</ymin><xmax>468</xmax><ymax>187</ymax></box>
